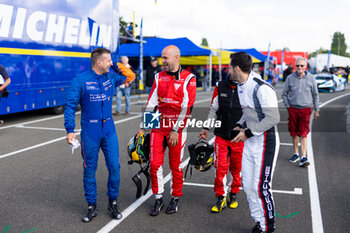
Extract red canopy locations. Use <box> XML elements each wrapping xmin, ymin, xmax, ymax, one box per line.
<box><xmin>261</xmin><ymin>51</ymin><xmax>308</xmax><ymax>66</ymax></box>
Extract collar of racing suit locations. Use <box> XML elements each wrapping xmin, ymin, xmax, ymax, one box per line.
<box><xmin>228</xmin><ymin>80</ymin><xmax>238</xmax><ymax>89</ymax></box>
<box><xmin>90</xmin><ymin>68</ymin><xmax>108</xmax><ymax>79</ymax></box>
<box><xmin>166</xmin><ymin>65</ymin><xmax>182</xmax><ymax>80</ymax></box>
<box><xmin>238</xmin><ymin>71</ymin><xmax>252</xmax><ymax>86</ymax></box>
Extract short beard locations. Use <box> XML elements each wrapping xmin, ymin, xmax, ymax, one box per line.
<box><xmin>167</xmin><ymin>64</ymin><xmax>174</xmax><ymax>72</ymax></box>
<box><xmin>101</xmin><ymin>67</ymin><xmax>109</xmax><ymax>74</ymax></box>
<box><xmin>229</xmin><ymin>74</ymin><xmax>238</xmax><ymax>82</ymax></box>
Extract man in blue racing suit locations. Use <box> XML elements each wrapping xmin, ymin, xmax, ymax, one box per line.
<box><xmin>64</xmin><ymin>48</ymin><xmax>135</xmax><ymax>222</ymax></box>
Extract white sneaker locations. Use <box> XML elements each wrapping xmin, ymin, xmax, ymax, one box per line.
<box><xmin>299</xmin><ymin>157</ymin><xmax>310</xmax><ymax>167</ymax></box>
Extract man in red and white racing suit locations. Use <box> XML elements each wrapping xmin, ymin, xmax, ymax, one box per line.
<box><xmin>137</xmin><ymin>45</ymin><xmax>196</xmax><ymax>216</ymax></box>
<box><xmin>198</xmin><ymin>79</ymin><xmax>244</xmax><ymax>213</ymax></box>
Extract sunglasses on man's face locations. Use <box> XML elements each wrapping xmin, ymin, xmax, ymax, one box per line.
<box><xmin>296</xmin><ymin>65</ymin><xmax>305</xmax><ymax>68</ymax></box>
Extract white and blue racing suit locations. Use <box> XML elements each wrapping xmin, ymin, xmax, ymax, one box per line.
<box><xmin>237</xmin><ymin>72</ymin><xmax>280</xmax><ymax>232</ymax></box>
<box><xmin>64</xmin><ymin>67</ymin><xmax>126</xmax><ymax>205</ymax></box>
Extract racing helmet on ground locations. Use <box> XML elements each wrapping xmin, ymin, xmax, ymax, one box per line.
<box><xmin>187</xmin><ymin>140</ymin><xmax>214</xmax><ymax>172</ymax></box>
<box><xmin>127</xmin><ymin>132</ymin><xmax>150</xmax><ymax>164</ymax></box>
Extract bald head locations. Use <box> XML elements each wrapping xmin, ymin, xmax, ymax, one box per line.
<box><xmin>162</xmin><ymin>45</ymin><xmax>181</xmax><ymax>72</ymax></box>
<box><xmin>163</xmin><ymin>45</ymin><xmax>180</xmax><ymax>57</ymax></box>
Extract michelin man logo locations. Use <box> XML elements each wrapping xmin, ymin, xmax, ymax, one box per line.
<box><xmin>143</xmin><ymin>110</ymin><xmax>161</xmax><ymax>129</ymax></box>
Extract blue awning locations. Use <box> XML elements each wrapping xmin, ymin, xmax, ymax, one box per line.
<box><xmin>119</xmin><ymin>37</ymin><xmax>211</xmax><ymax>57</ymax></box>
<box><xmin>228</xmin><ymin>48</ymin><xmax>267</xmax><ymax>62</ymax></box>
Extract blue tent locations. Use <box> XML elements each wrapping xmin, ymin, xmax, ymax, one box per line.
<box><xmin>228</xmin><ymin>48</ymin><xmax>267</xmax><ymax>62</ymax></box>
<box><xmin>119</xmin><ymin>37</ymin><xmax>211</xmax><ymax>57</ymax></box>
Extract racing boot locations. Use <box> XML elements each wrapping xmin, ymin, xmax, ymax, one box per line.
<box><xmin>250</xmin><ymin>222</ymin><xmax>263</xmax><ymax>233</ymax></box>
<box><xmin>165</xmin><ymin>197</ymin><xmax>179</xmax><ymax>214</ymax></box>
<box><xmin>227</xmin><ymin>192</ymin><xmax>238</xmax><ymax>209</ymax></box>
<box><xmin>211</xmin><ymin>196</ymin><xmax>226</xmax><ymax>213</ymax></box>
<box><xmin>149</xmin><ymin>198</ymin><xmax>164</xmax><ymax>216</ymax></box>
<box><xmin>82</xmin><ymin>205</ymin><xmax>97</xmax><ymax>222</ymax></box>
<box><xmin>108</xmin><ymin>199</ymin><xmax>123</xmax><ymax>219</ymax></box>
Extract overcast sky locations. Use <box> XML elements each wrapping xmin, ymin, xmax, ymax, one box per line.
<box><xmin>119</xmin><ymin>0</ymin><xmax>350</xmax><ymax>53</ymax></box>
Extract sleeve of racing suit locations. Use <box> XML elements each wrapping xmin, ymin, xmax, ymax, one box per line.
<box><xmin>236</xmin><ymin>104</ymin><xmax>247</xmax><ymax>129</ymax></box>
<box><xmin>204</xmin><ymin>85</ymin><xmax>219</xmax><ymax>130</ymax></box>
<box><xmin>172</xmin><ymin>74</ymin><xmax>196</xmax><ymax>132</ymax></box>
<box><xmin>64</xmin><ymin>77</ymin><xmax>82</xmax><ymax>134</ymax></box>
<box><xmin>311</xmin><ymin>76</ymin><xmax>320</xmax><ymax>110</ymax></box>
<box><xmin>248</xmin><ymin>85</ymin><xmax>280</xmax><ymax>136</ymax></box>
<box><xmin>281</xmin><ymin>77</ymin><xmax>290</xmax><ymax>109</ymax></box>
<box><xmin>140</xmin><ymin>73</ymin><xmax>160</xmax><ymax>128</ymax></box>
<box><xmin>236</xmin><ymin>118</ymin><xmax>246</xmax><ymax>129</ymax></box>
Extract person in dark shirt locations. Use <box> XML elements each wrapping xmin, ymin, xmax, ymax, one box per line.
<box><xmin>146</xmin><ymin>57</ymin><xmax>162</xmax><ymax>93</ymax></box>
<box><xmin>221</xmin><ymin>67</ymin><xmax>229</xmax><ymax>81</ymax></box>
<box><xmin>321</xmin><ymin>66</ymin><xmax>329</xmax><ymax>73</ymax></box>
<box><xmin>0</xmin><ymin>64</ymin><xmax>11</xmax><ymax>124</ymax></box>
<box><xmin>283</xmin><ymin>64</ymin><xmax>293</xmax><ymax>81</ymax></box>
<box><xmin>345</xmin><ymin>66</ymin><xmax>349</xmax><ymax>84</ymax></box>
<box><xmin>198</xmin><ymin>77</ymin><xmax>244</xmax><ymax>213</ymax></box>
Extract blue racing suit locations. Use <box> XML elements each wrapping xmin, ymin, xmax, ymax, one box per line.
<box><xmin>64</xmin><ymin>68</ymin><xmax>126</xmax><ymax>205</ymax></box>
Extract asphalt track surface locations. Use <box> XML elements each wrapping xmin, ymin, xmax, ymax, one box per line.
<box><xmin>1</xmin><ymin>84</ymin><xmax>350</xmax><ymax>233</ymax></box>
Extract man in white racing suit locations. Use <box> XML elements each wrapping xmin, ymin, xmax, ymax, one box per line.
<box><xmin>230</xmin><ymin>52</ymin><xmax>280</xmax><ymax>233</ymax></box>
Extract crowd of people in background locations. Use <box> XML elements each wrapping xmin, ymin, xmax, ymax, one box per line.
<box><xmin>320</xmin><ymin>65</ymin><xmax>350</xmax><ymax>83</ymax></box>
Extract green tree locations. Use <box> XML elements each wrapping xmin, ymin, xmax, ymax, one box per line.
<box><xmin>308</xmin><ymin>47</ymin><xmax>330</xmax><ymax>58</ymax></box>
<box><xmin>201</xmin><ymin>38</ymin><xmax>209</xmax><ymax>47</ymax></box>
<box><xmin>331</xmin><ymin>32</ymin><xmax>347</xmax><ymax>56</ymax></box>
<box><xmin>119</xmin><ymin>17</ymin><xmax>128</xmax><ymax>36</ymax></box>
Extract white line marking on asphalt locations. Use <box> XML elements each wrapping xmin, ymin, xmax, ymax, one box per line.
<box><xmin>0</xmin><ymin>91</ymin><xmax>212</xmax><ymax>130</ymax></box>
<box><xmin>97</xmin><ymin>137</ymin><xmax>215</xmax><ymax>233</ymax></box>
<box><xmin>114</xmin><ymin>114</ymin><xmax>142</xmax><ymax>123</ymax></box>
<box><xmin>0</xmin><ymin>100</ymin><xmax>147</xmax><ymax>130</ymax></box>
<box><xmin>15</xmin><ymin>125</ymin><xmax>68</xmax><ymax>131</ymax></box>
<box><xmin>308</xmin><ymin>92</ymin><xmax>350</xmax><ymax>233</ymax></box>
<box><xmin>308</xmin><ymin>117</ymin><xmax>323</xmax><ymax>233</ymax></box>
<box><xmin>97</xmin><ymin>157</ymin><xmax>188</xmax><ymax>233</ymax></box>
<box><xmin>0</xmin><ymin>115</ymin><xmax>65</xmax><ymax>130</ymax></box>
<box><xmin>0</xmin><ymin>114</ymin><xmax>141</xmax><ymax>160</ymax></box>
<box><xmin>183</xmin><ymin>182</ymin><xmax>214</xmax><ymax>188</ymax></box>
<box><xmin>280</xmin><ymin>142</ymin><xmax>301</xmax><ymax>146</ymax></box>
<box><xmin>0</xmin><ymin>95</ymin><xmax>210</xmax><ymax>131</ymax></box>
<box><xmin>280</xmin><ymin>143</ymin><xmax>293</xmax><ymax>146</ymax></box>
<box><xmin>272</xmin><ymin>187</ymin><xmax>303</xmax><ymax>195</ymax></box>
<box><xmin>0</xmin><ymin>97</ymin><xmax>212</xmax><ymax>160</ymax></box>
<box><xmin>0</xmin><ymin>136</ymin><xmax>66</xmax><ymax>159</ymax></box>
<box><xmin>182</xmin><ymin>182</ymin><xmax>303</xmax><ymax>195</ymax></box>
<box><xmin>279</xmin><ymin>121</ymin><xmax>288</xmax><ymax>124</ymax></box>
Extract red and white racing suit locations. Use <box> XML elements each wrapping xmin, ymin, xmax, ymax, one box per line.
<box><xmin>146</xmin><ymin>68</ymin><xmax>196</xmax><ymax>197</ymax></box>
<box><xmin>206</xmin><ymin>81</ymin><xmax>244</xmax><ymax>197</ymax></box>
<box><xmin>214</xmin><ymin>136</ymin><xmax>243</xmax><ymax>197</ymax></box>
